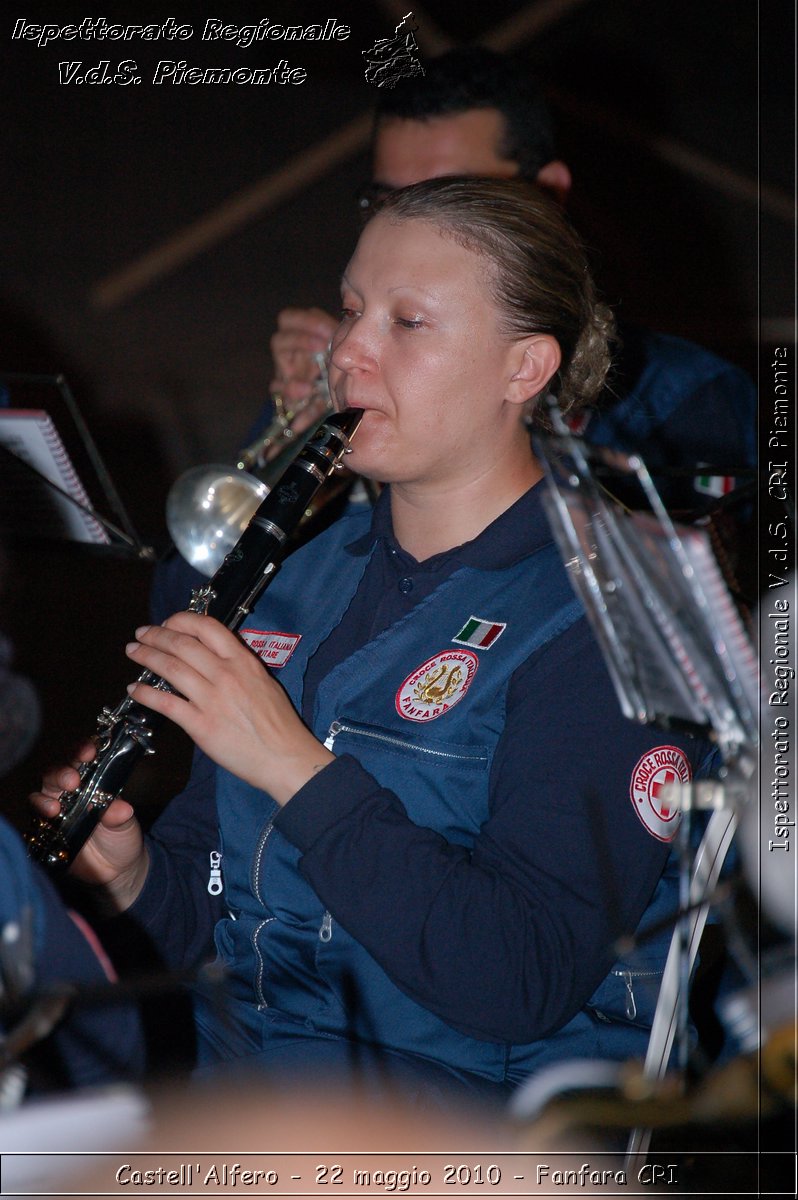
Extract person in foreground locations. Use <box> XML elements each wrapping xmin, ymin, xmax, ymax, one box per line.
<box><xmin>16</xmin><ymin>178</ymin><xmax>718</xmax><ymax>1103</ymax></box>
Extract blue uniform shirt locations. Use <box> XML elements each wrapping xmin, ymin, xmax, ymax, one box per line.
<box><xmin>132</xmin><ymin>484</ymin><xmax>719</xmax><ymax>1093</ymax></box>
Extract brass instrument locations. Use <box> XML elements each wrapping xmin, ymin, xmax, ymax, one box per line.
<box><xmin>166</xmin><ymin>354</ymin><xmax>333</xmax><ymax>576</ymax></box>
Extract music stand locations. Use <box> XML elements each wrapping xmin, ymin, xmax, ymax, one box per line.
<box><xmin>532</xmin><ymin>399</ymin><xmax>759</xmax><ymax>1084</ymax></box>
<box><xmin>0</xmin><ymin>372</ymin><xmax>152</xmax><ymax>559</ymax></box>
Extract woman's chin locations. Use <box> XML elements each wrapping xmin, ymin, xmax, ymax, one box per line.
<box><xmin>348</xmin><ymin>451</ymin><xmax>385</xmax><ymax>483</ymax></box>
<box><xmin>347</xmin><ymin>422</ymin><xmax>390</xmax><ymax>477</ymax></box>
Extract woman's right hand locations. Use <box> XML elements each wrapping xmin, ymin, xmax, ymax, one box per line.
<box><xmin>29</xmin><ymin>740</ymin><xmax>150</xmax><ymax>910</ymax></box>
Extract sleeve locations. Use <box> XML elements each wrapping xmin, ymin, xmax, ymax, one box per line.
<box><xmin>0</xmin><ymin>815</ymin><xmax>147</xmax><ymax>1087</ymax></box>
<box><xmin>274</xmin><ymin>617</ymin><xmax>716</xmax><ymax>1044</ymax></box>
<box><xmin>647</xmin><ymin>362</ymin><xmax>757</xmax><ymax>471</ymax></box>
<box><xmin>596</xmin><ymin>331</ymin><xmax>757</xmax><ymax>475</ymax></box>
<box><xmin>126</xmin><ymin>747</ymin><xmax>223</xmax><ymax>970</ymax></box>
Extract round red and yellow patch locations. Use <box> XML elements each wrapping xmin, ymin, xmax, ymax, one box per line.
<box><xmin>396</xmin><ymin>650</ymin><xmax>478</xmax><ymax>722</ymax></box>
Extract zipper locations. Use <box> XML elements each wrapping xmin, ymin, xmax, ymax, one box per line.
<box><xmin>252</xmin><ymin>916</ymin><xmax>275</xmax><ymax>1010</ymax></box>
<box><xmin>324</xmin><ymin>718</ymin><xmax>487</xmax><ymax>763</ymax></box>
<box><xmin>251</xmin><ymin>820</ymin><xmax>274</xmax><ymax>904</ymax></box>
<box><xmin>611</xmin><ymin>968</ymin><xmax>661</xmax><ymax>1020</ymax></box>
<box><xmin>207</xmin><ymin>850</ymin><xmax>223</xmax><ymax>896</ymax></box>
<box><xmin>319</xmin><ymin>911</ymin><xmax>333</xmax><ymax>942</ymax></box>
<box><xmin>251</xmin><ymin>821</ymin><xmax>276</xmax><ymax>1007</ymax></box>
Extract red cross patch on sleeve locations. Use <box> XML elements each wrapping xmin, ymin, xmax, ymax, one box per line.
<box><xmin>629</xmin><ymin>745</ymin><xmax>692</xmax><ymax>842</ymax></box>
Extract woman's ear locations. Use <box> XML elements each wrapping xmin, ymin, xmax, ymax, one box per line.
<box><xmin>506</xmin><ymin>335</ymin><xmax>561</xmax><ymax>405</ymax></box>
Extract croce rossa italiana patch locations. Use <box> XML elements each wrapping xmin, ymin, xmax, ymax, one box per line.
<box><xmin>396</xmin><ymin>649</ymin><xmax>478</xmax><ymax>722</ymax></box>
<box><xmin>629</xmin><ymin>745</ymin><xmax>691</xmax><ymax>841</ymax></box>
<box><xmin>240</xmin><ymin>628</ymin><xmax>301</xmax><ymax>669</ymax></box>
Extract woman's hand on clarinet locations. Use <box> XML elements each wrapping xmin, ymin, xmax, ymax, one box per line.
<box><xmin>125</xmin><ymin>612</ymin><xmax>334</xmax><ymax>806</ymax></box>
<box><xmin>29</xmin><ymin>742</ymin><xmax>150</xmax><ymax>908</ymax></box>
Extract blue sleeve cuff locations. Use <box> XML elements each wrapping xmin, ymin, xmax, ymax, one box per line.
<box><xmin>273</xmin><ymin>754</ymin><xmax>381</xmax><ymax>853</ymax></box>
<box><xmin>126</xmin><ymin>837</ymin><xmax>172</xmax><ymax>929</ymax></box>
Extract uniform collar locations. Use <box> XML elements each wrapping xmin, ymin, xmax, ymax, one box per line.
<box><xmin>345</xmin><ymin>480</ymin><xmax>554</xmax><ymax>572</ymax></box>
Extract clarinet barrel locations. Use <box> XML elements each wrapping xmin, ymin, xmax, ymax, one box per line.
<box><xmin>26</xmin><ymin>409</ymin><xmax>363</xmax><ymax>871</ymax></box>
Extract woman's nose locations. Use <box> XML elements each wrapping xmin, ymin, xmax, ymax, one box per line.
<box><xmin>330</xmin><ymin>319</ymin><xmax>377</xmax><ymax>374</ymax></box>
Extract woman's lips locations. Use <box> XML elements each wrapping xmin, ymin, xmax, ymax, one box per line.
<box><xmin>334</xmin><ymin>397</ymin><xmax>380</xmax><ymax>415</ymax></box>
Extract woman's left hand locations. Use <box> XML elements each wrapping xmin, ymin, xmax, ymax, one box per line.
<box><xmin>125</xmin><ymin>612</ymin><xmax>333</xmax><ymax>805</ymax></box>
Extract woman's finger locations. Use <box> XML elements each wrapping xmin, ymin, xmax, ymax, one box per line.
<box><xmin>126</xmin><ymin>617</ymin><xmax>242</xmax><ymax>687</ymax></box>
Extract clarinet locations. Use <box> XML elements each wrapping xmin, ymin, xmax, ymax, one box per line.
<box><xmin>26</xmin><ymin>408</ymin><xmax>363</xmax><ymax>871</ymax></box>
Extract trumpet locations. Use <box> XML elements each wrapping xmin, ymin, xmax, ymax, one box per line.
<box><xmin>236</xmin><ymin>352</ymin><xmax>331</xmax><ymax>472</ymax></box>
<box><xmin>166</xmin><ymin>355</ymin><xmax>333</xmax><ymax>577</ymax></box>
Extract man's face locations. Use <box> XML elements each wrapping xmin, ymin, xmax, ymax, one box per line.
<box><xmin>371</xmin><ymin>108</ymin><xmax>520</xmax><ymax>190</ymax></box>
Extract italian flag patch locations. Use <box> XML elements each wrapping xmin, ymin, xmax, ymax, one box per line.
<box><xmin>695</xmin><ymin>473</ymin><xmax>735</xmax><ymax>498</ymax></box>
<box><xmin>452</xmin><ymin>616</ymin><xmax>506</xmax><ymax>650</ymax></box>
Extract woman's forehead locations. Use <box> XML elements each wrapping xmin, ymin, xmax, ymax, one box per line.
<box><xmin>344</xmin><ymin>215</ymin><xmax>491</xmax><ymax>289</ymax></box>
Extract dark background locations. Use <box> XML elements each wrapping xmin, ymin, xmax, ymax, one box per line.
<box><xmin>0</xmin><ymin>2</ymin><xmax>792</xmax><ymax>804</ymax></box>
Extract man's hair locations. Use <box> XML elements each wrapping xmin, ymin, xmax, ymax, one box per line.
<box><xmin>374</xmin><ymin>47</ymin><xmax>556</xmax><ymax>178</ymax></box>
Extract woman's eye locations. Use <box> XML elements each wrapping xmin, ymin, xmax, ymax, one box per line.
<box><xmin>394</xmin><ymin>317</ymin><xmax>424</xmax><ymax>330</ymax></box>
<box><xmin>339</xmin><ymin>307</ymin><xmax>359</xmax><ymax>321</ymax></box>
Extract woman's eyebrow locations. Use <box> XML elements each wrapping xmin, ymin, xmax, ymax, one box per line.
<box><xmin>388</xmin><ymin>285</ymin><xmax>437</xmax><ymax>299</ymax></box>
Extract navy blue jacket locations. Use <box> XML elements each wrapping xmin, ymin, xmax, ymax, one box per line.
<box><xmin>132</xmin><ymin>485</ymin><xmax>717</xmax><ymax>1088</ymax></box>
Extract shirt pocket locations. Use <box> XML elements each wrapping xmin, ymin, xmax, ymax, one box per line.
<box><xmin>324</xmin><ymin>717</ymin><xmax>490</xmax><ymax>844</ymax></box>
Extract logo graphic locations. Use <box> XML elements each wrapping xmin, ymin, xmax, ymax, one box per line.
<box><xmin>396</xmin><ymin>649</ymin><xmax>477</xmax><ymax>722</ymax></box>
<box><xmin>629</xmin><ymin>745</ymin><xmax>691</xmax><ymax>842</ymax></box>
<box><xmin>362</xmin><ymin>11</ymin><xmax>424</xmax><ymax>89</ymax></box>
<box><xmin>275</xmin><ymin>481</ymin><xmax>301</xmax><ymax>505</ymax></box>
<box><xmin>452</xmin><ymin>615</ymin><xmax>506</xmax><ymax>650</ymax></box>
<box><xmin>240</xmin><ymin>629</ymin><xmax>301</xmax><ymax>669</ymax></box>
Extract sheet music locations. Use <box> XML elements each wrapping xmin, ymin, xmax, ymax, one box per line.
<box><xmin>0</xmin><ymin>409</ymin><xmax>110</xmax><ymax>544</ymax></box>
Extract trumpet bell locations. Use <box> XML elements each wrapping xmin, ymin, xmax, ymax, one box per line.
<box><xmin>165</xmin><ymin>465</ymin><xmax>268</xmax><ymax>577</ymax></box>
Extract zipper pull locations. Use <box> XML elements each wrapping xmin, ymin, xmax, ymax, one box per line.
<box><xmin>323</xmin><ymin>720</ymin><xmax>341</xmax><ymax>751</ymax></box>
<box><xmin>319</xmin><ymin>911</ymin><xmax>333</xmax><ymax>942</ymax></box>
<box><xmin>207</xmin><ymin>850</ymin><xmax>223</xmax><ymax>896</ymax></box>
<box><xmin>621</xmin><ymin>969</ymin><xmax>637</xmax><ymax>1020</ymax></box>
